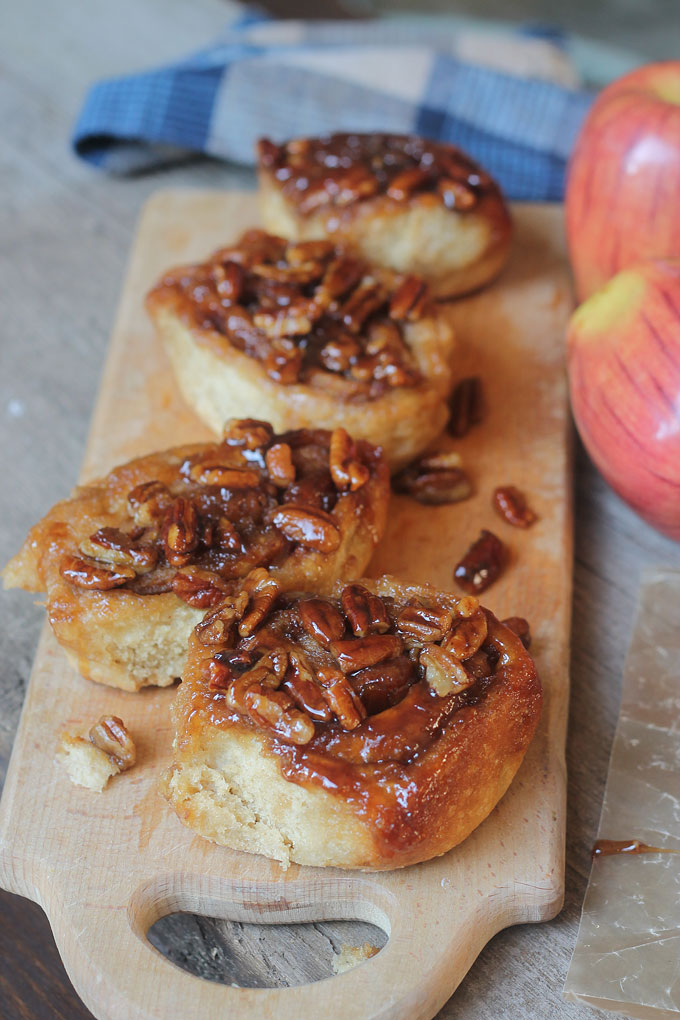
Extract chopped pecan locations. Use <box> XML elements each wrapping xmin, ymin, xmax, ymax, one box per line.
<box><xmin>420</xmin><ymin>644</ymin><xmax>475</xmax><ymax>697</ymax></box>
<box><xmin>493</xmin><ymin>486</ymin><xmax>537</xmax><ymax>529</ymax></box>
<box><xmin>81</xmin><ymin>527</ymin><xmax>158</xmax><ymax>572</ymax></box>
<box><xmin>315</xmin><ymin>256</ymin><xmax>365</xmax><ymax>303</ymax></box>
<box><xmin>350</xmin><ymin>657</ymin><xmax>414</xmax><ymax>714</ymax></box>
<box><xmin>388</xmin><ymin>275</ymin><xmax>428</xmax><ymax>321</ymax></box>
<box><xmin>386</xmin><ymin>167</ymin><xmax>431</xmax><ymax>200</ymax></box>
<box><xmin>127</xmin><ymin>480</ymin><xmax>172</xmax><ymax>527</ymax></box>
<box><xmin>447</xmin><ymin>377</ymin><xmax>484</xmax><ymax>438</ymax></box>
<box><xmin>212</xmin><ymin>260</ymin><xmax>244</xmax><ymax>303</ymax></box>
<box><xmin>195</xmin><ymin>604</ymin><xmax>239</xmax><ymax>647</ymax></box>
<box><xmin>330</xmin><ymin>634</ymin><xmax>403</xmax><ymax>674</ymax></box>
<box><xmin>454</xmin><ymin>530</ymin><xmax>505</xmax><ymax>595</ymax></box>
<box><xmin>341</xmin><ymin>584</ymin><xmax>390</xmax><ymax>638</ymax></box>
<box><xmin>238</xmin><ymin>568</ymin><xmax>280</xmax><ymax>636</ymax></box>
<box><xmin>395</xmin><ymin>604</ymin><xmax>453</xmax><ymax>644</ymax></box>
<box><xmin>317</xmin><ymin>669</ymin><xmax>367</xmax><ymax>730</ymax></box>
<box><xmin>318</xmin><ymin>333</ymin><xmax>360</xmax><ymax>373</ymax></box>
<box><xmin>340</xmin><ymin>281</ymin><xmax>386</xmax><ymax>333</ymax></box>
<box><xmin>392</xmin><ymin>451</ymin><xmax>472</xmax><ymax>506</ymax></box>
<box><xmin>189</xmin><ymin>461</ymin><xmax>261</xmax><ymax>489</ymax></box>
<box><xmin>89</xmin><ymin>716</ymin><xmax>136</xmax><ymax>770</ymax></box>
<box><xmin>442</xmin><ymin>610</ymin><xmax>488</xmax><ymax>660</ymax></box>
<box><xmin>329</xmin><ymin>428</ymin><xmax>370</xmax><ymax>492</ymax></box>
<box><xmin>60</xmin><ymin>554</ymin><xmax>134</xmax><ymax>590</ymax></box>
<box><xmin>438</xmin><ymin>178</ymin><xmax>478</xmax><ymax>211</ymax></box>
<box><xmin>253</xmin><ymin>304</ymin><xmax>320</xmax><ymax>338</ymax></box>
<box><xmin>265</xmin><ymin>443</ymin><xmax>296</xmax><ymax>488</ymax></box>
<box><xmin>263</xmin><ymin>338</ymin><xmax>304</xmax><ymax>384</ymax></box>
<box><xmin>270</xmin><ymin>504</ymin><xmax>341</xmax><ymax>553</ymax></box>
<box><xmin>299</xmin><ymin>598</ymin><xmax>346</xmax><ymax>646</ymax></box>
<box><xmin>223</xmin><ymin>418</ymin><xmax>274</xmax><ymax>450</ymax></box>
<box><xmin>245</xmin><ymin>686</ymin><xmax>315</xmax><ymax>745</ymax></box>
<box><xmin>501</xmin><ymin>616</ymin><xmax>532</xmax><ymax>649</ymax></box>
<box><xmin>162</xmin><ymin>498</ymin><xmax>200</xmax><ymax>567</ymax></box>
<box><xmin>171</xmin><ymin>568</ymin><xmax>228</xmax><ymax>608</ymax></box>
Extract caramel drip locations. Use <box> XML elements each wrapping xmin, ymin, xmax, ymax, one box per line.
<box><xmin>592</xmin><ymin>838</ymin><xmax>680</xmax><ymax>859</ymax></box>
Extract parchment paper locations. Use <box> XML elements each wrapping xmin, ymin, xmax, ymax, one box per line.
<box><xmin>564</xmin><ymin>568</ymin><xmax>680</xmax><ymax>1019</ymax></box>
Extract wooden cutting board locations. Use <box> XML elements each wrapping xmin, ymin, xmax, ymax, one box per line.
<box><xmin>0</xmin><ymin>192</ymin><xmax>573</xmax><ymax>1020</ymax></box>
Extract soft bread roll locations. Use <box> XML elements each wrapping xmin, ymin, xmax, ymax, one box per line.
<box><xmin>163</xmin><ymin>575</ymin><xmax>542</xmax><ymax>870</ymax></box>
<box><xmin>146</xmin><ymin>231</ymin><xmax>455</xmax><ymax>470</ymax></box>
<box><xmin>257</xmin><ymin>133</ymin><xmax>512</xmax><ymax>299</ymax></box>
<box><xmin>3</xmin><ymin>421</ymin><xmax>389</xmax><ymax>691</ymax></box>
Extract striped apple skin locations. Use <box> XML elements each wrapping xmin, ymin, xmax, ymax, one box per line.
<box><xmin>566</xmin><ymin>61</ymin><xmax>680</xmax><ymax>302</ymax></box>
<box><xmin>567</xmin><ymin>259</ymin><xmax>680</xmax><ymax>541</ymax></box>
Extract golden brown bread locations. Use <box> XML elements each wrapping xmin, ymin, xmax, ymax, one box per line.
<box><xmin>257</xmin><ymin>133</ymin><xmax>512</xmax><ymax>299</ymax></box>
<box><xmin>163</xmin><ymin>575</ymin><xmax>542</xmax><ymax>870</ymax></box>
<box><xmin>146</xmin><ymin>231</ymin><xmax>455</xmax><ymax>469</ymax></box>
<box><xmin>3</xmin><ymin>421</ymin><xmax>389</xmax><ymax>691</ymax></box>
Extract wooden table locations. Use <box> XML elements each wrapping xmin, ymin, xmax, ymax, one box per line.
<box><xmin>2</xmin><ymin>1</ymin><xmax>679</xmax><ymax>1017</ymax></box>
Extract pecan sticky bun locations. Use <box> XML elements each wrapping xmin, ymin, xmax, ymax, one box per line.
<box><xmin>2</xmin><ymin>420</ymin><xmax>389</xmax><ymax>691</ymax></box>
<box><xmin>257</xmin><ymin>133</ymin><xmax>512</xmax><ymax>299</ymax></box>
<box><xmin>164</xmin><ymin>575</ymin><xmax>542</xmax><ymax>869</ymax></box>
<box><xmin>146</xmin><ymin>231</ymin><xmax>455</xmax><ymax>469</ymax></box>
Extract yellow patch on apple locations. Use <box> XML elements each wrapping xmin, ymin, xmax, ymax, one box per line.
<box><xmin>570</xmin><ymin>269</ymin><xmax>647</xmax><ymax>336</ymax></box>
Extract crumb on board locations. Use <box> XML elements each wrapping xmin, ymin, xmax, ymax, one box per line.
<box><xmin>332</xmin><ymin>942</ymin><xmax>380</xmax><ymax>974</ymax></box>
<box><xmin>56</xmin><ymin>735</ymin><xmax>120</xmax><ymax>792</ymax></box>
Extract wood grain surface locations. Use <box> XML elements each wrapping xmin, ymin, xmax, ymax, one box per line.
<box><xmin>1</xmin><ymin>192</ymin><xmax>571</xmax><ymax>1020</ymax></box>
<box><xmin>3</xmin><ymin>3</ymin><xmax>680</xmax><ymax>1019</ymax></box>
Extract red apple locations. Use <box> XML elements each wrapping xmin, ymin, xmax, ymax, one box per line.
<box><xmin>567</xmin><ymin>258</ymin><xmax>680</xmax><ymax>540</ymax></box>
<box><xmin>566</xmin><ymin>61</ymin><xmax>680</xmax><ymax>301</ymax></box>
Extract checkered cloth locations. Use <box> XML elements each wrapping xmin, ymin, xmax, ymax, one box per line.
<box><xmin>72</xmin><ymin>16</ymin><xmax>593</xmax><ymax>200</ymax></box>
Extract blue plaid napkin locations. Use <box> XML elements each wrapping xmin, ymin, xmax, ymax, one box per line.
<box><xmin>72</xmin><ymin>17</ymin><xmax>593</xmax><ymax>201</ymax></box>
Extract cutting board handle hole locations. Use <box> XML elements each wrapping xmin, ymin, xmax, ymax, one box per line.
<box><xmin>146</xmin><ymin>912</ymin><xmax>388</xmax><ymax>988</ymax></box>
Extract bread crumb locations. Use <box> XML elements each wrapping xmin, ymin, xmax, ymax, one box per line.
<box><xmin>332</xmin><ymin>942</ymin><xmax>380</xmax><ymax>975</ymax></box>
<box><xmin>56</xmin><ymin>735</ymin><xmax>120</xmax><ymax>792</ymax></box>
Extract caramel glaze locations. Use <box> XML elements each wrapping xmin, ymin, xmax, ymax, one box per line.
<box><xmin>592</xmin><ymin>839</ymin><xmax>680</xmax><ymax>859</ymax></box>
<box><xmin>147</xmin><ymin>230</ymin><xmax>427</xmax><ymax>397</ymax></box>
<box><xmin>183</xmin><ymin>585</ymin><xmax>542</xmax><ymax>861</ymax></box>
<box><xmin>258</xmin><ymin>132</ymin><xmax>502</xmax><ymax>217</ymax></box>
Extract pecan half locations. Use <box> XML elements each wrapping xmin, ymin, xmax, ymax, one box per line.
<box><xmin>493</xmin><ymin>486</ymin><xmax>537</xmax><ymax>528</ymax></box>
<box><xmin>81</xmin><ymin>527</ymin><xmax>158</xmax><ymax>572</ymax></box>
<box><xmin>340</xmin><ymin>281</ymin><xmax>386</xmax><ymax>333</ymax></box>
<box><xmin>59</xmin><ymin>554</ymin><xmax>134</xmax><ymax>590</ymax></box>
<box><xmin>162</xmin><ymin>498</ymin><xmax>200</xmax><ymax>567</ymax></box>
<box><xmin>420</xmin><ymin>644</ymin><xmax>474</xmax><ymax>697</ymax></box>
<box><xmin>207</xmin><ymin>657</ymin><xmax>234</xmax><ymax>691</ymax></box>
<box><xmin>316</xmin><ymin>256</ymin><xmax>365</xmax><ymax>303</ymax></box>
<box><xmin>341</xmin><ymin>584</ymin><xmax>390</xmax><ymax>638</ymax></box>
<box><xmin>245</xmin><ymin>686</ymin><xmax>315</xmax><ymax>745</ymax></box>
<box><xmin>127</xmin><ymin>480</ymin><xmax>172</xmax><ymax>527</ymax></box>
<box><xmin>350</xmin><ymin>657</ymin><xmax>414</xmax><ymax>714</ymax></box>
<box><xmin>330</xmin><ymin>634</ymin><xmax>403</xmax><ymax>674</ymax></box>
<box><xmin>171</xmin><ymin>568</ymin><xmax>228</xmax><ymax>608</ymax></box>
<box><xmin>238</xmin><ymin>568</ymin><xmax>280</xmax><ymax>636</ymax></box>
<box><xmin>318</xmin><ymin>670</ymin><xmax>367</xmax><ymax>730</ymax></box>
<box><xmin>388</xmin><ymin>275</ymin><xmax>428</xmax><ymax>321</ymax></box>
<box><xmin>265</xmin><ymin>443</ymin><xmax>296</xmax><ymax>488</ymax></box>
<box><xmin>395</xmin><ymin>604</ymin><xmax>453</xmax><ymax>644</ymax></box>
<box><xmin>299</xmin><ymin>598</ymin><xmax>346</xmax><ymax>646</ymax></box>
<box><xmin>447</xmin><ymin>377</ymin><xmax>484</xmax><ymax>438</ymax></box>
<box><xmin>318</xmin><ymin>333</ymin><xmax>361</xmax><ymax>373</ymax></box>
<box><xmin>195</xmin><ymin>604</ymin><xmax>239</xmax><ymax>647</ymax></box>
<box><xmin>223</xmin><ymin>418</ymin><xmax>274</xmax><ymax>450</ymax></box>
<box><xmin>270</xmin><ymin>504</ymin><xmax>341</xmax><ymax>553</ymax></box>
<box><xmin>454</xmin><ymin>530</ymin><xmax>505</xmax><ymax>595</ymax></box>
<box><xmin>501</xmin><ymin>616</ymin><xmax>532</xmax><ymax>649</ymax></box>
<box><xmin>329</xmin><ymin>428</ymin><xmax>370</xmax><ymax>492</ymax></box>
<box><xmin>189</xmin><ymin>461</ymin><xmax>261</xmax><ymax>489</ymax></box>
<box><xmin>392</xmin><ymin>451</ymin><xmax>472</xmax><ymax>506</ymax></box>
<box><xmin>89</xmin><ymin>716</ymin><xmax>136</xmax><ymax>770</ymax></box>
<box><xmin>442</xmin><ymin>610</ymin><xmax>488</xmax><ymax>660</ymax></box>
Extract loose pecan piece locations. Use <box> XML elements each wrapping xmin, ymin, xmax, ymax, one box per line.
<box><xmin>420</xmin><ymin>644</ymin><xmax>474</xmax><ymax>697</ymax></box>
<box><xmin>245</xmin><ymin>686</ymin><xmax>315</xmax><ymax>745</ymax></box>
<box><xmin>341</xmin><ymin>584</ymin><xmax>390</xmax><ymax>638</ymax></box>
<box><xmin>171</xmin><ymin>568</ymin><xmax>228</xmax><ymax>608</ymax></box>
<box><xmin>330</xmin><ymin>634</ymin><xmax>403</xmax><ymax>674</ymax></box>
<box><xmin>265</xmin><ymin>443</ymin><xmax>296</xmax><ymax>488</ymax></box>
<box><xmin>270</xmin><ymin>505</ymin><xmax>341</xmax><ymax>553</ymax></box>
<box><xmin>454</xmin><ymin>530</ymin><xmax>505</xmax><ymax>594</ymax></box>
<box><xmin>447</xmin><ymin>377</ymin><xmax>484</xmax><ymax>438</ymax></box>
<box><xmin>60</xmin><ymin>554</ymin><xmax>134</xmax><ymax>590</ymax></box>
<box><xmin>223</xmin><ymin>418</ymin><xmax>274</xmax><ymax>450</ymax></box>
<box><xmin>162</xmin><ymin>497</ymin><xmax>200</xmax><ymax>567</ymax></box>
<box><xmin>329</xmin><ymin>427</ymin><xmax>370</xmax><ymax>492</ymax></box>
<box><xmin>89</xmin><ymin>716</ymin><xmax>136</xmax><ymax>770</ymax></box>
<box><xmin>442</xmin><ymin>610</ymin><xmax>488</xmax><ymax>660</ymax></box>
<box><xmin>318</xmin><ymin>669</ymin><xmax>367</xmax><ymax>730</ymax></box>
<box><xmin>299</xmin><ymin>598</ymin><xmax>346</xmax><ymax>646</ymax></box>
<box><xmin>389</xmin><ymin>275</ymin><xmax>428</xmax><ymax>321</ymax></box>
<box><xmin>392</xmin><ymin>450</ymin><xmax>472</xmax><ymax>506</ymax></box>
<box><xmin>127</xmin><ymin>480</ymin><xmax>172</xmax><ymax>527</ymax></box>
<box><xmin>395</xmin><ymin>604</ymin><xmax>453</xmax><ymax>644</ymax></box>
<box><xmin>493</xmin><ymin>486</ymin><xmax>537</xmax><ymax>528</ymax></box>
<box><xmin>501</xmin><ymin>616</ymin><xmax>532</xmax><ymax>649</ymax></box>
<box><xmin>81</xmin><ymin>527</ymin><xmax>158</xmax><ymax>572</ymax></box>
